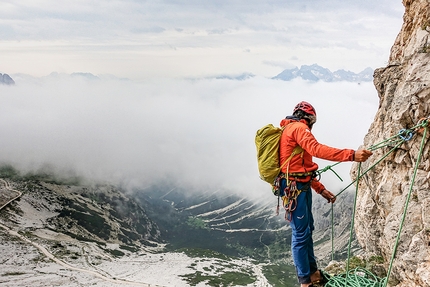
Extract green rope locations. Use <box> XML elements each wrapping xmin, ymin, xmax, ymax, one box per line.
<box><xmin>331</xmin><ymin>202</ymin><xmax>334</xmax><ymax>262</ymax></box>
<box><xmin>367</xmin><ymin>125</ymin><xmax>419</xmax><ymax>151</ymax></box>
<box><xmin>320</xmin><ymin>120</ymin><xmax>429</xmax><ymax>287</ymax></box>
<box><xmin>335</xmin><ymin>140</ymin><xmax>404</xmax><ymax>198</ymax></box>
<box><xmin>382</xmin><ymin>125</ymin><xmax>428</xmax><ymax>287</ymax></box>
<box><xmin>325</xmin><ymin>268</ymin><xmax>384</xmax><ymax>287</ymax></box>
<box><xmin>345</xmin><ymin>162</ymin><xmax>361</xmax><ymax>277</ymax></box>
<box><xmin>318</xmin><ymin>118</ymin><xmax>429</xmax><ymax>192</ymax></box>
<box><xmin>317</xmin><ymin>162</ymin><xmax>344</xmax><ymax>182</ymax></box>
<box><xmin>317</xmin><ymin>126</ymin><xmax>418</xmax><ymax>198</ymax></box>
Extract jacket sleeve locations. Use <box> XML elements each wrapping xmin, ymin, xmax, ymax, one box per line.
<box><xmin>293</xmin><ymin>123</ymin><xmax>355</xmax><ymax>162</ymax></box>
<box><xmin>311</xmin><ymin>178</ymin><xmax>326</xmax><ymax>194</ymax></box>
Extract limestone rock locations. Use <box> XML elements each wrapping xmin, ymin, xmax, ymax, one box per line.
<box><xmin>353</xmin><ymin>0</ymin><xmax>430</xmax><ymax>286</ymax></box>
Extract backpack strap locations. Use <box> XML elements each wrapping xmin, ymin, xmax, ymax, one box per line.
<box><xmin>279</xmin><ymin>145</ymin><xmax>304</xmax><ymax>171</ymax></box>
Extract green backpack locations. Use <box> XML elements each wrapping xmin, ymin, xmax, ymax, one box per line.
<box><xmin>255</xmin><ymin>124</ymin><xmax>303</xmax><ymax>186</ymax></box>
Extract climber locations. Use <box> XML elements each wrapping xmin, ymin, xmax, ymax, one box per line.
<box><xmin>278</xmin><ymin>101</ymin><xmax>372</xmax><ymax>287</ymax></box>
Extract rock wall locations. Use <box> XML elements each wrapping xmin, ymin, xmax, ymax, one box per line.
<box><xmin>354</xmin><ymin>0</ymin><xmax>430</xmax><ymax>286</ymax></box>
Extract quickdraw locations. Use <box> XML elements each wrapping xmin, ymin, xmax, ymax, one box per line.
<box><xmin>282</xmin><ymin>180</ymin><xmax>302</xmax><ymax>221</ymax></box>
<box><xmin>272</xmin><ymin>172</ymin><xmax>312</xmax><ymax>195</ymax></box>
<box><xmin>272</xmin><ymin>175</ymin><xmax>283</xmax><ymax>196</ymax></box>
<box><xmin>274</xmin><ymin>172</ymin><xmax>313</xmax><ymax>219</ymax></box>
<box><xmin>273</xmin><ymin>176</ymin><xmax>283</xmax><ymax>216</ymax></box>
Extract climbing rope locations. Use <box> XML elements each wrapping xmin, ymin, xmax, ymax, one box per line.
<box><xmin>325</xmin><ymin>267</ymin><xmax>384</xmax><ymax>287</ymax></box>
<box><xmin>346</xmin><ymin>162</ymin><xmax>361</xmax><ymax>274</ymax></box>
<box><xmin>382</xmin><ymin>123</ymin><xmax>428</xmax><ymax>287</ymax></box>
<box><xmin>317</xmin><ymin>119</ymin><xmax>428</xmax><ymax>198</ymax></box>
<box><xmin>317</xmin><ymin>118</ymin><xmax>429</xmax><ymax>287</ymax></box>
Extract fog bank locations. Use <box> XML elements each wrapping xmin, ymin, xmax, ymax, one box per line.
<box><xmin>0</xmin><ymin>76</ymin><xmax>378</xmax><ymax>198</ymax></box>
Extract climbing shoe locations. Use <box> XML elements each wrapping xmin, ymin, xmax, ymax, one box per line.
<box><xmin>311</xmin><ymin>269</ymin><xmax>331</xmax><ymax>285</ymax></box>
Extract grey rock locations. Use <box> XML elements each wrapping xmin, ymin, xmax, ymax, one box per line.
<box><xmin>353</xmin><ymin>1</ymin><xmax>430</xmax><ymax>286</ymax></box>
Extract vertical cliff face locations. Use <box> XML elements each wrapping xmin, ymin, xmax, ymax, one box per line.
<box><xmin>354</xmin><ymin>0</ymin><xmax>430</xmax><ymax>286</ymax></box>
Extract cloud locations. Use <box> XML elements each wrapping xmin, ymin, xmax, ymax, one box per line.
<box><xmin>263</xmin><ymin>60</ymin><xmax>296</xmax><ymax>69</ymax></box>
<box><xmin>0</xmin><ymin>0</ymin><xmax>403</xmax><ymax>79</ymax></box>
<box><xmin>131</xmin><ymin>27</ymin><xmax>166</xmax><ymax>34</ymax></box>
<box><xmin>1</xmin><ymin>1</ymin><xmax>403</xmax><ymax>43</ymax></box>
<box><xmin>0</xmin><ymin>76</ymin><xmax>378</xmax><ymax>198</ymax></box>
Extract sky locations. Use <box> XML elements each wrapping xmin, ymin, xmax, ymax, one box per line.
<box><xmin>0</xmin><ymin>1</ymin><xmax>405</xmax><ymax>199</ymax></box>
<box><xmin>0</xmin><ymin>0</ymin><xmax>404</xmax><ymax>80</ymax></box>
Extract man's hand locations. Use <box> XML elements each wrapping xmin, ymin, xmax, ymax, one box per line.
<box><xmin>321</xmin><ymin>189</ymin><xmax>336</xmax><ymax>203</ymax></box>
<box><xmin>354</xmin><ymin>149</ymin><xmax>373</xmax><ymax>162</ymax></box>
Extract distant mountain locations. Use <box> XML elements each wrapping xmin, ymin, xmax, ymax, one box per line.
<box><xmin>272</xmin><ymin>64</ymin><xmax>374</xmax><ymax>82</ymax></box>
<box><xmin>203</xmin><ymin>72</ymin><xmax>255</xmax><ymax>81</ymax></box>
<box><xmin>71</xmin><ymin>72</ymin><xmax>100</xmax><ymax>80</ymax></box>
<box><xmin>44</xmin><ymin>72</ymin><xmax>101</xmax><ymax>81</ymax></box>
<box><xmin>0</xmin><ymin>73</ymin><xmax>15</xmax><ymax>85</ymax></box>
<box><xmin>10</xmin><ymin>72</ymin><xmax>130</xmax><ymax>84</ymax></box>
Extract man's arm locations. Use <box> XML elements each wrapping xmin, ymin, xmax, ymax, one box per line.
<box><xmin>294</xmin><ymin>123</ymin><xmax>373</xmax><ymax>162</ymax></box>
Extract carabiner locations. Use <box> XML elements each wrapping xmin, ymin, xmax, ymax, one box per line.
<box><xmin>398</xmin><ymin>129</ymin><xmax>414</xmax><ymax>141</ymax></box>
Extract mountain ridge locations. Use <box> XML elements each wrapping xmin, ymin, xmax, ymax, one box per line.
<box><xmin>272</xmin><ymin>64</ymin><xmax>373</xmax><ymax>82</ymax></box>
<box><xmin>8</xmin><ymin>64</ymin><xmax>373</xmax><ymax>83</ymax></box>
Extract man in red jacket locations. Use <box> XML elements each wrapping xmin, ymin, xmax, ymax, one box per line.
<box><xmin>279</xmin><ymin>101</ymin><xmax>372</xmax><ymax>287</ymax></box>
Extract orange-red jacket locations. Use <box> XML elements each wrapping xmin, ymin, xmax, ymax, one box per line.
<box><xmin>279</xmin><ymin>118</ymin><xmax>355</xmax><ymax>193</ymax></box>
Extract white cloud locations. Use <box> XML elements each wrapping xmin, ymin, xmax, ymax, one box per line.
<box><xmin>263</xmin><ymin>60</ymin><xmax>296</xmax><ymax>69</ymax></box>
<box><xmin>0</xmin><ymin>76</ymin><xmax>379</xmax><ymax>198</ymax></box>
<box><xmin>0</xmin><ymin>0</ymin><xmax>404</xmax><ymax>78</ymax></box>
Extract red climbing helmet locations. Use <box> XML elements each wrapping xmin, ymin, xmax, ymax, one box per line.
<box><xmin>293</xmin><ymin>101</ymin><xmax>316</xmax><ymax>116</ymax></box>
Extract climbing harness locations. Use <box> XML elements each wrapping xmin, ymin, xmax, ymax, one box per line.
<box><xmin>316</xmin><ymin>118</ymin><xmax>429</xmax><ymax>287</ymax></box>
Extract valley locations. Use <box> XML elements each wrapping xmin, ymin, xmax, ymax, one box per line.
<box><xmin>0</xmin><ymin>167</ymin><xmax>357</xmax><ymax>286</ymax></box>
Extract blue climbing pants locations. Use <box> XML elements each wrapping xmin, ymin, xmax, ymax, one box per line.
<box><xmin>281</xmin><ymin>179</ymin><xmax>317</xmax><ymax>284</ymax></box>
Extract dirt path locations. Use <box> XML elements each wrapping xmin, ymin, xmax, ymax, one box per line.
<box><xmin>0</xmin><ymin>179</ymin><xmax>164</xmax><ymax>287</ymax></box>
<box><xmin>0</xmin><ymin>179</ymin><xmax>22</xmax><ymax>210</ymax></box>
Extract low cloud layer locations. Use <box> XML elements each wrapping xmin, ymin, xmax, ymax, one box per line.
<box><xmin>0</xmin><ymin>76</ymin><xmax>378</xmax><ymax>197</ymax></box>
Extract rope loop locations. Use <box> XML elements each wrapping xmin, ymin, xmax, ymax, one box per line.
<box><xmin>415</xmin><ymin>117</ymin><xmax>429</xmax><ymax>133</ymax></box>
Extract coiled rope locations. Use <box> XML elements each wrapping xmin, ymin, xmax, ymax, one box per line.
<box><xmin>316</xmin><ymin>118</ymin><xmax>429</xmax><ymax>287</ymax></box>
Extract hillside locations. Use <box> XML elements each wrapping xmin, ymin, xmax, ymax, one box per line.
<box><xmin>0</xmin><ymin>166</ymin><xmax>360</xmax><ymax>286</ymax></box>
<box><xmin>0</xmin><ymin>171</ymin><xmax>270</xmax><ymax>286</ymax></box>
